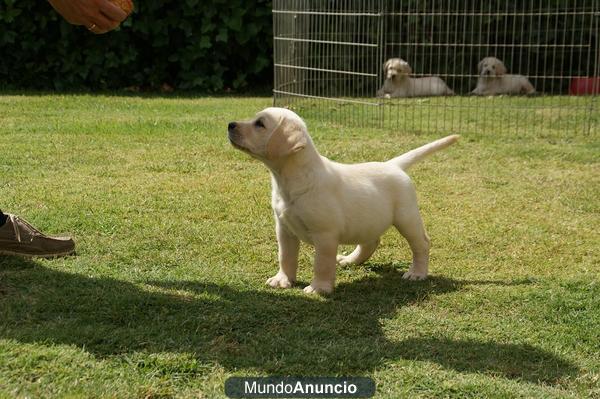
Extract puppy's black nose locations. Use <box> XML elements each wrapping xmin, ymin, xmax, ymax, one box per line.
<box><xmin>228</xmin><ymin>122</ymin><xmax>237</xmax><ymax>130</ymax></box>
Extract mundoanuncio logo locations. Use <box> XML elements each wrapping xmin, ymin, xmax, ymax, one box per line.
<box><xmin>225</xmin><ymin>377</ymin><xmax>375</xmax><ymax>398</ymax></box>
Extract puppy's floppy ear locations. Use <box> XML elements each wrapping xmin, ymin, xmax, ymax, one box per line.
<box><xmin>477</xmin><ymin>60</ymin><xmax>484</xmax><ymax>74</ymax></box>
<box><xmin>266</xmin><ymin>117</ymin><xmax>307</xmax><ymax>159</ymax></box>
<box><xmin>496</xmin><ymin>60</ymin><xmax>507</xmax><ymax>75</ymax></box>
<box><xmin>401</xmin><ymin>60</ymin><xmax>412</xmax><ymax>75</ymax></box>
<box><xmin>383</xmin><ymin>59</ymin><xmax>392</xmax><ymax>73</ymax></box>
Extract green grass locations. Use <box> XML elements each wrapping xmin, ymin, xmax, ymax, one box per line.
<box><xmin>285</xmin><ymin>95</ymin><xmax>599</xmax><ymax>135</ymax></box>
<box><xmin>0</xmin><ymin>93</ymin><xmax>598</xmax><ymax>398</ymax></box>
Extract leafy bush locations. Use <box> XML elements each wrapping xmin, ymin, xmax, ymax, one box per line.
<box><xmin>0</xmin><ymin>0</ymin><xmax>273</xmax><ymax>91</ymax></box>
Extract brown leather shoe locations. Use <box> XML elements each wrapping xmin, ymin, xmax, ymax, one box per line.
<box><xmin>0</xmin><ymin>214</ymin><xmax>75</xmax><ymax>258</ymax></box>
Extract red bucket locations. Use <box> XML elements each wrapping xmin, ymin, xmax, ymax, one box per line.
<box><xmin>569</xmin><ymin>77</ymin><xmax>600</xmax><ymax>95</ymax></box>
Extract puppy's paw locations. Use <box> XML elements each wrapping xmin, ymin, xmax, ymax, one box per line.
<box><xmin>336</xmin><ymin>254</ymin><xmax>354</xmax><ymax>266</ymax></box>
<box><xmin>303</xmin><ymin>281</ymin><xmax>334</xmax><ymax>295</ymax></box>
<box><xmin>266</xmin><ymin>272</ymin><xmax>294</xmax><ymax>289</ymax></box>
<box><xmin>402</xmin><ymin>270</ymin><xmax>428</xmax><ymax>281</ymax></box>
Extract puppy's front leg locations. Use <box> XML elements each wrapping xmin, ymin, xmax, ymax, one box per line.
<box><xmin>266</xmin><ymin>219</ymin><xmax>299</xmax><ymax>289</ymax></box>
<box><xmin>304</xmin><ymin>236</ymin><xmax>338</xmax><ymax>295</ymax></box>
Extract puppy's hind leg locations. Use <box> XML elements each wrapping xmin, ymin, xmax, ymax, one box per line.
<box><xmin>522</xmin><ymin>80</ymin><xmax>536</xmax><ymax>95</ymax></box>
<box><xmin>394</xmin><ymin>208</ymin><xmax>430</xmax><ymax>281</ymax></box>
<box><xmin>337</xmin><ymin>239</ymin><xmax>380</xmax><ymax>266</ymax></box>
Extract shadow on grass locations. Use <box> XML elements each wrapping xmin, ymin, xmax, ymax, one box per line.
<box><xmin>0</xmin><ymin>257</ymin><xmax>577</xmax><ymax>383</ymax></box>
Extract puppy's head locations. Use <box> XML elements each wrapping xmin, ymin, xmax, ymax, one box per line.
<box><xmin>383</xmin><ymin>58</ymin><xmax>412</xmax><ymax>80</ymax></box>
<box><xmin>228</xmin><ymin>107</ymin><xmax>308</xmax><ymax>162</ymax></box>
<box><xmin>478</xmin><ymin>57</ymin><xmax>507</xmax><ymax>77</ymax></box>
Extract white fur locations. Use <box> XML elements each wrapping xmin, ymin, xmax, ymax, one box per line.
<box><xmin>228</xmin><ymin>107</ymin><xmax>459</xmax><ymax>294</ymax></box>
<box><xmin>472</xmin><ymin>57</ymin><xmax>536</xmax><ymax>95</ymax></box>
<box><xmin>377</xmin><ymin>58</ymin><xmax>454</xmax><ymax>98</ymax></box>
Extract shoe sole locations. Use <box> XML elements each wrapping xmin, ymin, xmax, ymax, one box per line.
<box><xmin>0</xmin><ymin>249</ymin><xmax>76</xmax><ymax>259</ymax></box>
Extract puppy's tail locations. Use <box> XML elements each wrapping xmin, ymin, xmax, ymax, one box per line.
<box><xmin>390</xmin><ymin>134</ymin><xmax>460</xmax><ymax>170</ymax></box>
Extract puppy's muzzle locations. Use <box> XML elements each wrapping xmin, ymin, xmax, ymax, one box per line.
<box><xmin>227</xmin><ymin>121</ymin><xmax>246</xmax><ymax>151</ymax></box>
<box><xmin>227</xmin><ymin>121</ymin><xmax>238</xmax><ymax>141</ymax></box>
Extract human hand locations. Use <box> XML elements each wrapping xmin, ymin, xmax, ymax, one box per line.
<box><xmin>48</xmin><ymin>0</ymin><xmax>131</xmax><ymax>34</ymax></box>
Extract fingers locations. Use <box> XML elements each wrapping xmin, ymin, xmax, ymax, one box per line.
<box><xmin>86</xmin><ymin>0</ymin><xmax>130</xmax><ymax>34</ymax></box>
<box><xmin>88</xmin><ymin>0</ymin><xmax>131</xmax><ymax>34</ymax></box>
<box><xmin>49</xmin><ymin>0</ymin><xmax>131</xmax><ymax>34</ymax></box>
<box><xmin>87</xmin><ymin>12</ymin><xmax>119</xmax><ymax>34</ymax></box>
<box><xmin>98</xmin><ymin>0</ymin><xmax>128</xmax><ymax>22</ymax></box>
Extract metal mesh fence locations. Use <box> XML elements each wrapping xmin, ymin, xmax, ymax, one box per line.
<box><xmin>273</xmin><ymin>0</ymin><xmax>599</xmax><ymax>135</ymax></box>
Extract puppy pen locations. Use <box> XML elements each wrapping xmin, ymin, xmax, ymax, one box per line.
<box><xmin>272</xmin><ymin>0</ymin><xmax>599</xmax><ymax>135</ymax></box>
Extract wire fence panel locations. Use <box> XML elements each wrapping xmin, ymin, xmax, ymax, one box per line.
<box><xmin>273</xmin><ymin>0</ymin><xmax>598</xmax><ymax>135</ymax></box>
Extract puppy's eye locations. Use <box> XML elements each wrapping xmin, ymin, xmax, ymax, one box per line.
<box><xmin>492</xmin><ymin>65</ymin><xmax>496</xmax><ymax>69</ymax></box>
<box><xmin>254</xmin><ymin>119</ymin><xmax>265</xmax><ymax>128</ymax></box>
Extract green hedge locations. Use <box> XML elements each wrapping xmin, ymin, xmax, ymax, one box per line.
<box><xmin>0</xmin><ymin>0</ymin><xmax>273</xmax><ymax>91</ymax></box>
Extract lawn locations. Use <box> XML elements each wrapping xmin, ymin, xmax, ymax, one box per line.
<box><xmin>0</xmin><ymin>93</ymin><xmax>598</xmax><ymax>398</ymax></box>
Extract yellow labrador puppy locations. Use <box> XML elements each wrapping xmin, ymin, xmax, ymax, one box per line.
<box><xmin>228</xmin><ymin>108</ymin><xmax>459</xmax><ymax>294</ymax></box>
<box><xmin>472</xmin><ymin>57</ymin><xmax>536</xmax><ymax>95</ymax></box>
<box><xmin>377</xmin><ymin>58</ymin><xmax>454</xmax><ymax>98</ymax></box>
